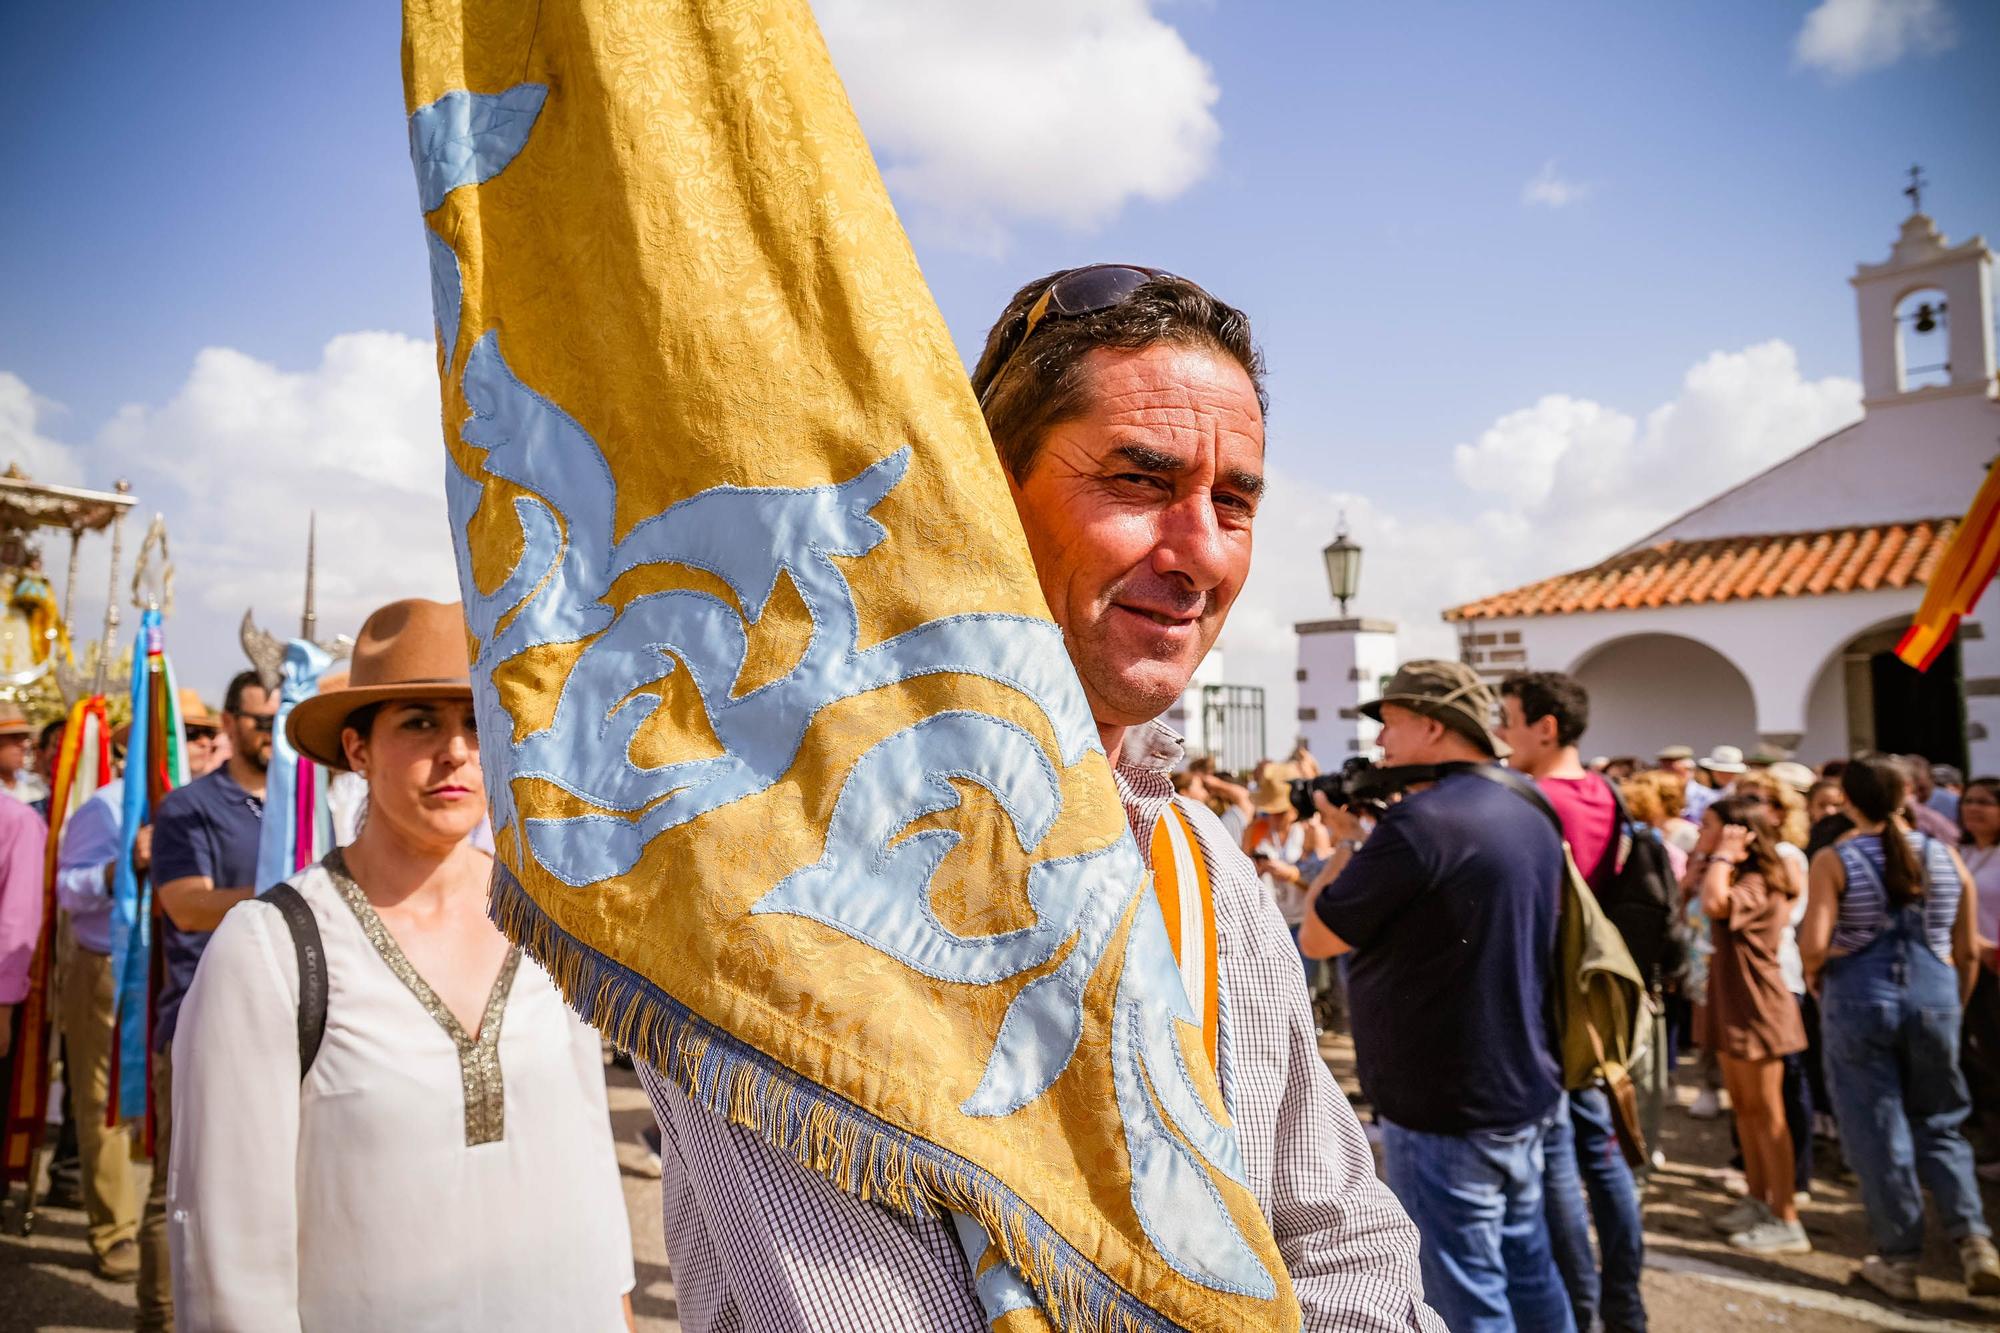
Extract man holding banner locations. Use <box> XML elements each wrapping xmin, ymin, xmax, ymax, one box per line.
<box><xmin>643</xmin><ymin>269</ymin><xmax>1441</xmax><ymax>1329</ymax></box>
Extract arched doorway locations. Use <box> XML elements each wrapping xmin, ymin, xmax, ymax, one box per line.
<box><xmin>1568</xmin><ymin>634</ymin><xmax>1758</xmax><ymax>760</ymax></box>
<box><xmin>1830</xmin><ymin>619</ymin><xmax>1968</xmax><ymax>770</ymax></box>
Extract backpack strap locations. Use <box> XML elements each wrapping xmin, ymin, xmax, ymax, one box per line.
<box><xmin>261</xmin><ymin>883</ymin><xmax>328</xmax><ymax>1079</ymax></box>
<box><xmin>1600</xmin><ymin>773</ymin><xmax>1636</xmax><ymax>875</ymax></box>
<box><xmin>1463</xmin><ymin>762</ymin><xmax>1564</xmax><ymax>841</ymax></box>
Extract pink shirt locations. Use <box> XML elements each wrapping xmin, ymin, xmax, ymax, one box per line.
<box><xmin>1538</xmin><ymin>774</ymin><xmax>1618</xmax><ymax>892</ymax></box>
<box><xmin>0</xmin><ymin>791</ymin><xmax>49</xmax><ymax>1003</ymax></box>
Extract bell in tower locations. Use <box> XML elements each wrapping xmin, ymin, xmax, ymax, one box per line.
<box><xmin>1850</xmin><ymin>170</ymin><xmax>1997</xmax><ymax>408</ymax></box>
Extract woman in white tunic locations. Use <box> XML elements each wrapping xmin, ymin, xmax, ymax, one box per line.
<box><xmin>168</xmin><ymin>599</ymin><xmax>635</xmax><ymax>1330</ymax></box>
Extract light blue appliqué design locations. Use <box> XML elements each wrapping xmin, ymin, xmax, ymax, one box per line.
<box><xmin>951</xmin><ymin>1212</ymin><xmax>1040</xmax><ymax>1320</ymax></box>
<box><xmin>425</xmin><ymin>230</ymin><xmax>462</xmax><ymax>369</ymax></box>
<box><xmin>415</xmin><ymin>84</ymin><xmax>1269</xmax><ymax>1301</ymax></box>
<box><xmin>409</xmin><ymin>84</ymin><xmax>550</xmax><ymax>212</ymax></box>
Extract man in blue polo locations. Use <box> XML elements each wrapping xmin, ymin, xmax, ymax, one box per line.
<box><xmin>135</xmin><ymin>669</ymin><xmax>273</xmax><ymax>1333</ymax></box>
<box><xmin>1302</xmin><ymin>660</ymin><xmax>1570</xmax><ymax>1333</ymax></box>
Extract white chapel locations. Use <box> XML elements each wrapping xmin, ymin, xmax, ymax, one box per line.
<box><xmin>1442</xmin><ymin>200</ymin><xmax>1999</xmax><ymax>774</ymax></box>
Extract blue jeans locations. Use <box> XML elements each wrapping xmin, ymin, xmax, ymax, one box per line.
<box><xmin>1382</xmin><ymin>1108</ymin><xmax>1576</xmax><ymax>1333</ymax></box>
<box><xmin>1822</xmin><ymin>905</ymin><xmax>1992</xmax><ymax>1261</ymax></box>
<box><xmin>1545</xmin><ymin>1086</ymin><xmax>1647</xmax><ymax>1332</ymax></box>
<box><xmin>1287</xmin><ymin>924</ymin><xmax>1320</xmax><ymax>990</ymax></box>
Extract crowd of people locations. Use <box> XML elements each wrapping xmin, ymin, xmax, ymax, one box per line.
<box><xmin>1181</xmin><ymin>669</ymin><xmax>2000</xmax><ymax>1326</ymax></box>
<box><xmin>0</xmin><ymin>261</ymin><xmax>1993</xmax><ymax>1333</ymax></box>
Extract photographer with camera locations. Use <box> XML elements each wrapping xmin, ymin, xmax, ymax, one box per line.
<box><xmin>1301</xmin><ymin>661</ymin><xmax>1573</xmax><ymax>1332</ymax></box>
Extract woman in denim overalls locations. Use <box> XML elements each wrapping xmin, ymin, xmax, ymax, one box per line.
<box><xmin>1799</xmin><ymin>754</ymin><xmax>2000</xmax><ymax>1301</ymax></box>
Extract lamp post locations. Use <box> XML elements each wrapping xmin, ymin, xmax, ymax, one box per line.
<box><xmin>1321</xmin><ymin>518</ymin><xmax>1362</xmax><ymax>617</ymax></box>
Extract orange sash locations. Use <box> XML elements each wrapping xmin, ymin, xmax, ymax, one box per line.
<box><xmin>1151</xmin><ymin>803</ymin><xmax>1221</xmax><ymax>1070</ymax></box>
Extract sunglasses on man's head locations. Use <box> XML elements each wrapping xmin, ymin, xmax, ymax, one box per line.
<box><xmin>976</xmin><ymin>264</ymin><xmax>1173</xmax><ymax>408</ymax></box>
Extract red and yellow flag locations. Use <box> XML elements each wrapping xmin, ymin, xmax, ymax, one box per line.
<box><xmin>1897</xmin><ymin>462</ymin><xmax>2000</xmax><ymax>671</ymax></box>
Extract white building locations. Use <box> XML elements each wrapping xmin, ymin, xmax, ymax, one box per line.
<box><xmin>1293</xmin><ymin>617</ymin><xmax>1398</xmax><ymax>761</ymax></box>
<box><xmin>1443</xmin><ymin>204</ymin><xmax>1998</xmax><ymax>773</ymax></box>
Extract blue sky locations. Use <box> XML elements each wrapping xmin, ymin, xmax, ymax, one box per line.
<box><xmin>1</xmin><ymin>0</ymin><xmax>1995</xmax><ymax>709</ymax></box>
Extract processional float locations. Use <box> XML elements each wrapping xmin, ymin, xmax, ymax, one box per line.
<box><xmin>0</xmin><ymin>471</ymin><xmax>139</xmax><ymax>1234</ymax></box>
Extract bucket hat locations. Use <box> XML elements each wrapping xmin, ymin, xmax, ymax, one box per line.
<box><xmin>1359</xmin><ymin>659</ymin><xmax>1509</xmax><ymax>758</ymax></box>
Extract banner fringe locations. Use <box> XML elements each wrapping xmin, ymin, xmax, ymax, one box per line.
<box><xmin>490</xmin><ymin>861</ymin><xmax>1168</xmax><ymax>1333</ymax></box>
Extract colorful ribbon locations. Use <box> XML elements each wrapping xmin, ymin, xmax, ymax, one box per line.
<box><xmin>255</xmin><ymin>640</ymin><xmax>334</xmax><ymax>891</ymax></box>
<box><xmin>108</xmin><ymin>609</ymin><xmax>185</xmax><ymax>1127</ymax></box>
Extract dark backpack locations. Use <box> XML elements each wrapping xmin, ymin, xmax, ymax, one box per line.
<box><xmin>1469</xmin><ymin>765</ymin><xmax>1651</xmax><ymax>1165</ymax></box>
<box><xmin>1595</xmin><ymin>779</ymin><xmax>1680</xmax><ymax>988</ymax></box>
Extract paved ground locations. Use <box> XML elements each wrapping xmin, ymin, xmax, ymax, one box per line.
<box><xmin>7</xmin><ymin>1047</ymin><xmax>2000</xmax><ymax>1331</ymax></box>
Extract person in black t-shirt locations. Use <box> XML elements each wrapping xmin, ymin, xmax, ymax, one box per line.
<box><xmin>1302</xmin><ymin>660</ymin><xmax>1573</xmax><ymax>1332</ymax></box>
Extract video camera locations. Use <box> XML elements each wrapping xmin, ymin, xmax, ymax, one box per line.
<box><xmin>1289</xmin><ymin>757</ymin><xmax>1481</xmax><ymax>822</ymax></box>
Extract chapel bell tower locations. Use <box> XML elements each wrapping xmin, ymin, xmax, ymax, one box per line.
<box><xmin>1851</xmin><ymin>168</ymin><xmax>1997</xmax><ymax>409</ymax></box>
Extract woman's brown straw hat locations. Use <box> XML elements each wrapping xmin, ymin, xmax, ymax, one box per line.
<box><xmin>286</xmin><ymin>599</ymin><xmax>473</xmax><ymax>771</ymax></box>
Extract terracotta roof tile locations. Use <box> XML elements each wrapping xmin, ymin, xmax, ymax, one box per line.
<box><xmin>1445</xmin><ymin>518</ymin><xmax>1960</xmax><ymax>622</ymax></box>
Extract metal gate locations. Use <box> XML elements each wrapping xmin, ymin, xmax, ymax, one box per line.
<box><xmin>1200</xmin><ymin>684</ymin><xmax>1267</xmax><ymax>775</ymax></box>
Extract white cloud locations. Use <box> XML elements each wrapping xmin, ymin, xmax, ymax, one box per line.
<box><xmin>1219</xmin><ymin>341</ymin><xmax>1862</xmax><ymax>741</ymax></box>
<box><xmin>0</xmin><ymin>373</ymin><xmax>86</xmax><ymax>487</ymax></box>
<box><xmin>12</xmin><ymin>333</ymin><xmax>462</xmax><ymax>697</ymax></box>
<box><xmin>1522</xmin><ymin>160</ymin><xmax>1590</xmax><ymax>209</ymax></box>
<box><xmin>814</xmin><ymin>0</ymin><xmax>1220</xmax><ymax>249</ymax></box>
<box><xmin>1794</xmin><ymin>0</ymin><xmax>1958</xmax><ymax>78</ymax></box>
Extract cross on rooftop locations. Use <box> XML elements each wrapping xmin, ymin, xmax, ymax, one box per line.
<box><xmin>1905</xmin><ymin>163</ymin><xmax>1927</xmax><ymax>216</ymax></box>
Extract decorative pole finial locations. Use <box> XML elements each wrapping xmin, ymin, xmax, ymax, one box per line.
<box><xmin>1905</xmin><ymin>163</ymin><xmax>1926</xmax><ymax>216</ymax></box>
<box><xmin>302</xmin><ymin>511</ymin><xmax>318</xmax><ymax>642</ymax></box>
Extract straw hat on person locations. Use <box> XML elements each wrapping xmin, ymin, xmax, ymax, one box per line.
<box><xmin>285</xmin><ymin>600</ymin><xmax>472</xmax><ymax>772</ymax></box>
<box><xmin>0</xmin><ymin>706</ymin><xmax>32</xmax><ymax>740</ymax></box>
<box><xmin>1250</xmin><ymin>761</ymin><xmax>1301</xmax><ymax>814</ymax></box>
<box><xmin>1656</xmin><ymin>744</ymin><xmax>1694</xmax><ymax>764</ymax></box>
<box><xmin>180</xmin><ymin>689</ymin><xmax>220</xmax><ymax>731</ymax></box>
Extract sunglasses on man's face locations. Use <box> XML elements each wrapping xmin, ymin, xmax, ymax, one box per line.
<box><xmin>233</xmin><ymin>714</ymin><xmax>277</xmax><ymax>734</ymax></box>
<box><xmin>975</xmin><ymin>264</ymin><xmax>1173</xmax><ymax>408</ymax></box>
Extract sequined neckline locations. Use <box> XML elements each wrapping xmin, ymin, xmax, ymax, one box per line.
<box><xmin>324</xmin><ymin>850</ymin><xmax>522</xmax><ymax>1146</ymax></box>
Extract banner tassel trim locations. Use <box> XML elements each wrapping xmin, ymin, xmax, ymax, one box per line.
<box><xmin>489</xmin><ymin>861</ymin><xmax>1164</xmax><ymax>1333</ymax></box>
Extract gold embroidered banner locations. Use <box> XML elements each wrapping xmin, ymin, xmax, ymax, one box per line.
<box><xmin>403</xmin><ymin>2</ymin><xmax>1293</xmax><ymax>1326</ymax></box>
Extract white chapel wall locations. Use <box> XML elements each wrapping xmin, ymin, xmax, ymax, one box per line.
<box><xmin>1644</xmin><ymin>393</ymin><xmax>1999</xmax><ymax>547</ymax></box>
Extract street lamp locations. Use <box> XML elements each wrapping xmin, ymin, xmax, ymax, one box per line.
<box><xmin>1322</xmin><ymin>517</ymin><xmax>1362</xmax><ymax>617</ymax></box>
